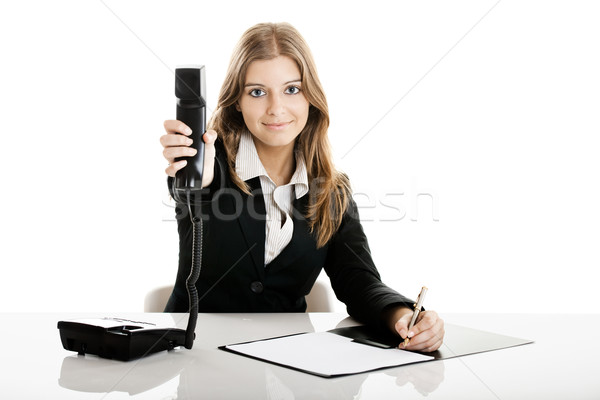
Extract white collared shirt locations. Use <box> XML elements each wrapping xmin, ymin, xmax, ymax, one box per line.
<box><xmin>236</xmin><ymin>131</ymin><xmax>309</xmax><ymax>266</ymax></box>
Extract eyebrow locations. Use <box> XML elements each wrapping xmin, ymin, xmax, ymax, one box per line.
<box><xmin>244</xmin><ymin>79</ymin><xmax>301</xmax><ymax>87</ymax></box>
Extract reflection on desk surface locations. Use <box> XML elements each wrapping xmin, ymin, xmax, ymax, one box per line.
<box><xmin>4</xmin><ymin>313</ymin><xmax>598</xmax><ymax>399</ymax></box>
<box><xmin>56</xmin><ymin>312</ymin><xmax>447</xmax><ymax>399</ymax></box>
<box><xmin>58</xmin><ymin>346</ymin><xmax>446</xmax><ymax>399</ymax></box>
<box><xmin>59</xmin><ymin>352</ymin><xmax>188</xmax><ymax>396</ymax></box>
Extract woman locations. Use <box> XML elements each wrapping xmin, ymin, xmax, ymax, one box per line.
<box><xmin>160</xmin><ymin>22</ymin><xmax>444</xmax><ymax>352</ymax></box>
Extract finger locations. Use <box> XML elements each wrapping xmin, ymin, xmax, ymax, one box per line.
<box><xmin>398</xmin><ymin>312</ymin><xmax>442</xmax><ymax>347</ymax></box>
<box><xmin>394</xmin><ymin>312</ymin><xmax>413</xmax><ymax>339</ymax></box>
<box><xmin>165</xmin><ymin>160</ymin><xmax>187</xmax><ymax>178</ymax></box>
<box><xmin>163</xmin><ymin>146</ymin><xmax>197</xmax><ymax>164</ymax></box>
<box><xmin>203</xmin><ymin>129</ymin><xmax>218</xmax><ymax>144</ymax></box>
<box><xmin>164</xmin><ymin>119</ymin><xmax>193</xmax><ymax>136</ymax></box>
<box><xmin>408</xmin><ymin>311</ymin><xmax>438</xmax><ymax>337</ymax></box>
<box><xmin>401</xmin><ymin>318</ymin><xmax>444</xmax><ymax>352</ymax></box>
<box><xmin>160</xmin><ymin>133</ymin><xmax>194</xmax><ymax>148</ymax></box>
<box><xmin>400</xmin><ymin>330</ymin><xmax>439</xmax><ymax>351</ymax></box>
<box><xmin>417</xmin><ymin>324</ymin><xmax>445</xmax><ymax>352</ymax></box>
<box><xmin>395</xmin><ymin>311</ymin><xmax>427</xmax><ymax>341</ymax></box>
<box><xmin>415</xmin><ymin>335</ymin><xmax>444</xmax><ymax>353</ymax></box>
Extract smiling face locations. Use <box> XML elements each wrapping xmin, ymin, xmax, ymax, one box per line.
<box><xmin>237</xmin><ymin>55</ymin><xmax>310</xmax><ymax>155</ymax></box>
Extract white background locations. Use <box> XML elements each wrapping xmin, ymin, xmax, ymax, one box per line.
<box><xmin>1</xmin><ymin>0</ymin><xmax>598</xmax><ymax>313</ymax></box>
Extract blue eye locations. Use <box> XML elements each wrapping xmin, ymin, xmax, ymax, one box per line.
<box><xmin>249</xmin><ymin>88</ymin><xmax>266</xmax><ymax>97</ymax></box>
<box><xmin>285</xmin><ymin>86</ymin><xmax>301</xmax><ymax>95</ymax></box>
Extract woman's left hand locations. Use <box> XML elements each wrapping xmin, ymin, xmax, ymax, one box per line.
<box><xmin>386</xmin><ymin>308</ymin><xmax>445</xmax><ymax>352</ymax></box>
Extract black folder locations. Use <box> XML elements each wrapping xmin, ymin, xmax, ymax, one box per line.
<box><xmin>221</xmin><ymin>323</ymin><xmax>533</xmax><ymax>378</ymax></box>
<box><xmin>330</xmin><ymin>323</ymin><xmax>534</xmax><ymax>362</ymax></box>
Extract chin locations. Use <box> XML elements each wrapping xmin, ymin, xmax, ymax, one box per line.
<box><xmin>254</xmin><ymin>130</ymin><xmax>300</xmax><ymax>149</ymax></box>
<box><xmin>262</xmin><ymin>137</ymin><xmax>297</xmax><ymax>148</ymax></box>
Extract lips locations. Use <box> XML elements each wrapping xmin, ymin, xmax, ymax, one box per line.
<box><xmin>263</xmin><ymin>121</ymin><xmax>291</xmax><ymax>131</ymax></box>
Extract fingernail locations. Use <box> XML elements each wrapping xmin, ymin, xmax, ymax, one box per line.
<box><xmin>184</xmin><ymin>127</ymin><xmax>192</xmax><ymax>135</ymax></box>
<box><xmin>186</xmin><ymin>138</ymin><xmax>193</xmax><ymax>145</ymax></box>
<box><xmin>408</xmin><ymin>331</ymin><xmax>414</xmax><ymax>338</ymax></box>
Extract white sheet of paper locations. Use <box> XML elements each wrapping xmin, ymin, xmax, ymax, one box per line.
<box><xmin>225</xmin><ymin>331</ymin><xmax>434</xmax><ymax>376</ymax></box>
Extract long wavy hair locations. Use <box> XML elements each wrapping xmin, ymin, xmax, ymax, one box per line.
<box><xmin>209</xmin><ymin>22</ymin><xmax>350</xmax><ymax>248</ymax></box>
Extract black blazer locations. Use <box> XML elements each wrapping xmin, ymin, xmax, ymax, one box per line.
<box><xmin>165</xmin><ymin>140</ymin><xmax>413</xmax><ymax>327</ymax></box>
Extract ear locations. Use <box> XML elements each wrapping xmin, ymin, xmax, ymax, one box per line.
<box><xmin>235</xmin><ymin>102</ymin><xmax>241</xmax><ymax>112</ymax></box>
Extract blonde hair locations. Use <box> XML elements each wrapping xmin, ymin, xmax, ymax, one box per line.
<box><xmin>209</xmin><ymin>22</ymin><xmax>350</xmax><ymax>248</ymax></box>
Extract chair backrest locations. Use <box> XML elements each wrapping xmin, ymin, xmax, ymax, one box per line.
<box><xmin>305</xmin><ymin>280</ymin><xmax>333</xmax><ymax>312</ymax></box>
<box><xmin>144</xmin><ymin>285</ymin><xmax>173</xmax><ymax>312</ymax></box>
<box><xmin>144</xmin><ymin>280</ymin><xmax>337</xmax><ymax>312</ymax></box>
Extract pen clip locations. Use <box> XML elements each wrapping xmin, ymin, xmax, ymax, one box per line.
<box><xmin>414</xmin><ymin>286</ymin><xmax>428</xmax><ymax>311</ymax></box>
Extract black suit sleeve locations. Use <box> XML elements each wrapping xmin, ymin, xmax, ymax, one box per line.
<box><xmin>324</xmin><ymin>198</ymin><xmax>414</xmax><ymax>328</ymax></box>
<box><xmin>165</xmin><ymin>142</ymin><xmax>226</xmax><ymax>312</ymax></box>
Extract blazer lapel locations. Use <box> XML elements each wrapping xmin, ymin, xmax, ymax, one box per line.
<box><xmin>235</xmin><ymin>177</ymin><xmax>266</xmax><ymax>278</ymax></box>
<box><xmin>266</xmin><ymin>194</ymin><xmax>319</xmax><ymax>274</ymax></box>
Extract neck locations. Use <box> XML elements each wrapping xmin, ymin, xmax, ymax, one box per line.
<box><xmin>252</xmin><ymin>138</ymin><xmax>296</xmax><ymax>187</ymax></box>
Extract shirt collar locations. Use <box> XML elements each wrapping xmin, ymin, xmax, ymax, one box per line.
<box><xmin>235</xmin><ymin>131</ymin><xmax>309</xmax><ymax>199</ymax></box>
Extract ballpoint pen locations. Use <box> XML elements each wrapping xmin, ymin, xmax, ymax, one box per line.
<box><xmin>403</xmin><ymin>286</ymin><xmax>428</xmax><ymax>347</ymax></box>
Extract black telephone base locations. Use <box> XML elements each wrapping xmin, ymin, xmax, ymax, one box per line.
<box><xmin>58</xmin><ymin>318</ymin><xmax>190</xmax><ymax>361</ymax></box>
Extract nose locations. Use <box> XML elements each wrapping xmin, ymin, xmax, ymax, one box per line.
<box><xmin>267</xmin><ymin>93</ymin><xmax>285</xmax><ymax>116</ymax></box>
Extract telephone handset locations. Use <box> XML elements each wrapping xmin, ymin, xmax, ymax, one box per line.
<box><xmin>173</xmin><ymin>66</ymin><xmax>206</xmax><ymax>200</ymax></box>
<box><xmin>57</xmin><ymin>66</ymin><xmax>207</xmax><ymax>360</ymax></box>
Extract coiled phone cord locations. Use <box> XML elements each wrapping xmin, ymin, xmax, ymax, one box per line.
<box><xmin>184</xmin><ymin>189</ymin><xmax>202</xmax><ymax>349</ymax></box>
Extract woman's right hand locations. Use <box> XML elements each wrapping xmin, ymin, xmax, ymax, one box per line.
<box><xmin>160</xmin><ymin>120</ymin><xmax>218</xmax><ymax>188</ymax></box>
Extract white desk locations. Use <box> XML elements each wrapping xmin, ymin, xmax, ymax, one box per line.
<box><xmin>4</xmin><ymin>313</ymin><xmax>599</xmax><ymax>399</ymax></box>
